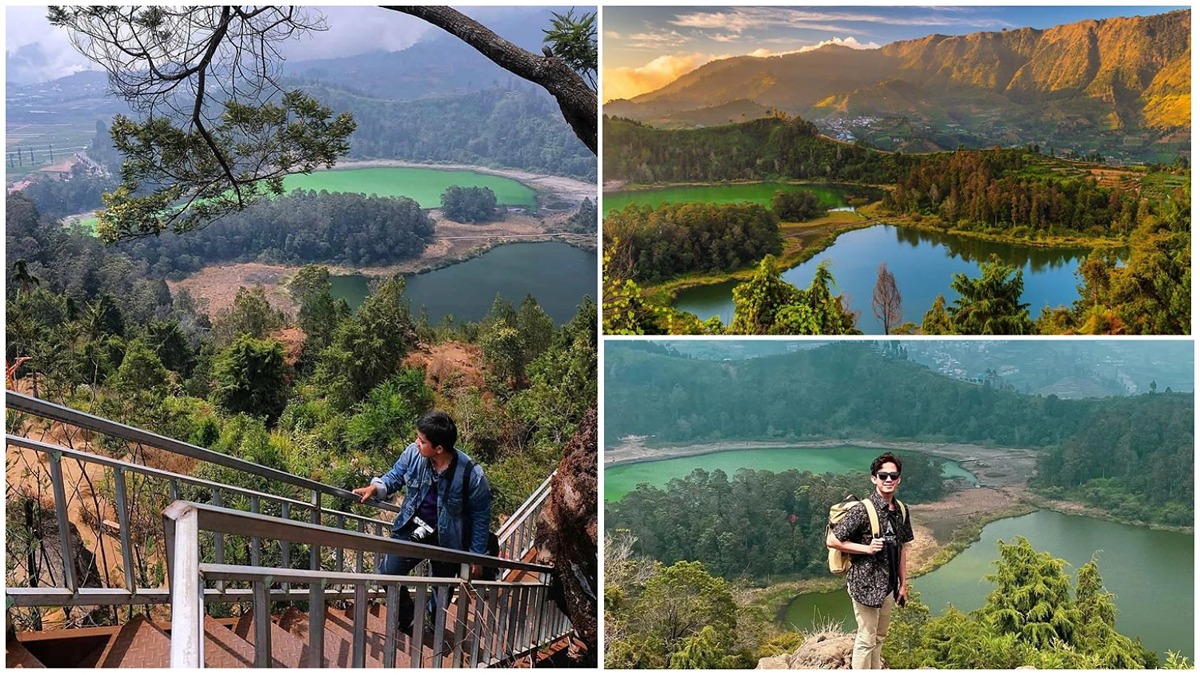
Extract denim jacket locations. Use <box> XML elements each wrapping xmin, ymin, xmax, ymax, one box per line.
<box><xmin>370</xmin><ymin>443</ymin><xmax>492</xmax><ymax>554</ymax></box>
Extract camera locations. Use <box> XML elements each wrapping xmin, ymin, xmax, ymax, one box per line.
<box><xmin>411</xmin><ymin>516</ymin><xmax>434</xmax><ymax>542</ymax></box>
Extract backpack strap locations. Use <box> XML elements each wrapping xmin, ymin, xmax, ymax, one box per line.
<box><xmin>460</xmin><ymin>456</ymin><xmax>474</xmax><ymax>548</ymax></box>
<box><xmin>896</xmin><ymin>499</ymin><xmax>908</xmax><ymax>526</ymax></box>
<box><xmin>861</xmin><ymin>499</ymin><xmax>880</xmax><ymax>538</ymax></box>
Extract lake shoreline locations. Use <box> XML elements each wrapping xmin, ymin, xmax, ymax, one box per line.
<box><xmin>169</xmin><ymin>239</ymin><xmax>595</xmax><ymax>316</ymax></box>
<box><xmin>165</xmin><ymin>161</ymin><xmax>595</xmax><ymax>315</ymax></box>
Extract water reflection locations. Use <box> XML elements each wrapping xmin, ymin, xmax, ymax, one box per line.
<box><xmin>673</xmin><ymin>224</ymin><xmax>1121</xmax><ymax>333</ymax></box>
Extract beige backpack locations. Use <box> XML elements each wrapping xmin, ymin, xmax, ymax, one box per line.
<box><xmin>826</xmin><ymin>495</ymin><xmax>907</xmax><ymax>574</ymax></box>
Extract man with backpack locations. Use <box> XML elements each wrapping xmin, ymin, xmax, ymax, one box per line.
<box><xmin>825</xmin><ymin>452</ymin><xmax>914</xmax><ymax>669</ymax></box>
<box><xmin>352</xmin><ymin>411</ymin><xmax>493</xmax><ymax>633</ymax></box>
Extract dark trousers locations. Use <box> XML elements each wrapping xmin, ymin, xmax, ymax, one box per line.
<box><xmin>380</xmin><ymin>528</ymin><xmax>460</xmax><ymax>629</ymax></box>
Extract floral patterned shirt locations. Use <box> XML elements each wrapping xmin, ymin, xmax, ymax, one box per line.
<box><xmin>831</xmin><ymin>490</ymin><xmax>914</xmax><ymax>607</ymax></box>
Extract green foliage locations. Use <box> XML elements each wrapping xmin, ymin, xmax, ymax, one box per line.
<box><xmin>542</xmin><ymin>10</ymin><xmax>597</xmax><ymax>89</ymax></box>
<box><xmin>1031</xmin><ymin>393</ymin><xmax>1194</xmax><ymax>525</ymax></box>
<box><xmin>211</xmin><ymin>336</ymin><xmax>291</xmax><ymax>425</ymax></box>
<box><xmin>289</xmin><ymin>265</ymin><xmax>351</xmax><ymax>363</ymax></box>
<box><xmin>728</xmin><ymin>257</ymin><xmax>858</xmax><ymax>335</ymax></box>
<box><xmin>771</xmin><ymin>189</ymin><xmax>822</xmax><ymax>221</ymax></box>
<box><xmin>301</xmin><ymin>80</ymin><xmax>596</xmax><ymax>181</ymax></box>
<box><xmin>604</xmin><ymin>201</ymin><xmax>782</xmax><ymax>283</ymax></box>
<box><xmin>313</xmin><ymin>276</ymin><xmax>415</xmax><ymax>411</ymax></box>
<box><xmin>441</xmin><ymin>185</ymin><xmax>499</xmax><ymax>223</ymax></box>
<box><xmin>120</xmin><ymin>190</ymin><xmax>435</xmax><ymax>278</ymax></box>
<box><xmin>94</xmin><ymin>91</ymin><xmax>355</xmax><ymax>241</ymax></box>
<box><xmin>602</xmin><ymin>240</ymin><xmax>667</xmax><ymax>335</ymax></box>
<box><xmin>633</xmin><ymin>561</ymin><xmax>739</xmax><ymax>663</ymax></box>
<box><xmin>884</xmin><ymin>538</ymin><xmax>1157</xmax><ymax>668</ymax></box>
<box><xmin>929</xmin><ymin>256</ymin><xmax>1035</xmax><ymax>335</ymax></box>
<box><xmin>110</xmin><ymin>338</ymin><xmax>171</xmax><ymax>400</ymax></box>
<box><xmin>346</xmin><ymin>370</ymin><xmax>433</xmax><ymax>462</ymax></box>
<box><xmin>604</xmin><ymin>116</ymin><xmax>912</xmax><ymax>184</ymax></box>
<box><xmin>210</xmin><ymin>286</ymin><xmax>287</xmax><ymax>347</ymax></box>
<box><xmin>882</xmin><ymin>148</ymin><xmax>1142</xmax><ymax>237</ymax></box>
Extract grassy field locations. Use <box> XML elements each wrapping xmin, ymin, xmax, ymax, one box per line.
<box><xmin>282</xmin><ymin>167</ymin><xmax>537</xmax><ymax>208</ymax></box>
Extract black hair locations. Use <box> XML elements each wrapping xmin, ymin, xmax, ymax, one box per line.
<box><xmin>417</xmin><ymin>411</ymin><xmax>457</xmax><ymax>452</ymax></box>
<box><xmin>871</xmin><ymin>452</ymin><xmax>902</xmax><ymax>476</ymax></box>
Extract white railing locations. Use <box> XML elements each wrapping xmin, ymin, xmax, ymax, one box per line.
<box><xmin>164</xmin><ymin>501</ymin><xmax>570</xmax><ymax>667</ymax></box>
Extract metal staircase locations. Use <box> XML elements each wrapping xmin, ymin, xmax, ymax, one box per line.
<box><xmin>5</xmin><ymin>392</ymin><xmax>568</xmax><ymax>668</ymax></box>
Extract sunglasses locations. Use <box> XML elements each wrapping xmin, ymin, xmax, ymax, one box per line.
<box><xmin>875</xmin><ymin>472</ymin><xmax>901</xmax><ymax>481</ymax></box>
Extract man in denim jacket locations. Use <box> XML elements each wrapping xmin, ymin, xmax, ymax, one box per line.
<box><xmin>352</xmin><ymin>411</ymin><xmax>492</xmax><ymax>631</ymax></box>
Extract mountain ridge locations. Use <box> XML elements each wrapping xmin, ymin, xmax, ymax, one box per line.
<box><xmin>608</xmin><ymin>9</ymin><xmax>1189</xmax><ymax>160</ymax></box>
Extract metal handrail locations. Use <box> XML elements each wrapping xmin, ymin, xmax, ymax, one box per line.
<box><xmin>166</xmin><ymin>502</ymin><xmax>567</xmax><ymax>668</ymax></box>
<box><xmin>6</xmin><ymin>391</ymin><xmax>401</xmax><ymax>513</ymax></box>
<box><xmin>162</xmin><ymin>501</ymin><xmax>551</xmax><ymax>575</ymax></box>
<box><xmin>8</xmin><ymin>436</ymin><xmax>393</xmax><ymax>529</ymax></box>
<box><xmin>6</xmin><ymin>435</ymin><xmax>393</xmax><ymax>608</ymax></box>
<box><xmin>496</xmin><ymin>470</ymin><xmax>556</xmax><ymax>564</ymax></box>
<box><xmin>497</xmin><ymin>471</ymin><xmax>554</xmax><ymax>542</ymax></box>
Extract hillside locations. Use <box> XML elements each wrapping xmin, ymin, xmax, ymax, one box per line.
<box><xmin>609</xmin><ymin>10</ymin><xmax>1189</xmax><ymax>162</ymax></box>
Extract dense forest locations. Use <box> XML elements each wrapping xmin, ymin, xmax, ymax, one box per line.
<box><xmin>604</xmin><ymin>202</ymin><xmax>782</xmax><ymax>283</ymax></box>
<box><xmin>300</xmin><ymin>80</ymin><xmax>596</xmax><ymax>181</ymax></box>
<box><xmin>882</xmin><ymin>148</ymin><xmax>1145</xmax><ymax>237</ymax></box>
<box><xmin>604</xmin><ymin>342</ymin><xmax>1192</xmax><ymax>524</ymax></box>
<box><xmin>440</xmin><ymin>185</ymin><xmax>500</xmax><ymax>224</ymax></box>
<box><xmin>603</xmin><ymin>115</ymin><xmax>912</xmax><ymax>184</ymax></box>
<box><xmin>106</xmin><ymin>190</ymin><xmax>434</xmax><ymax>279</ymax></box>
<box><xmin>606</xmin><ymin>460</ymin><xmax>947</xmax><ymax>581</ymax></box>
<box><xmin>6</xmin><ymin>191</ymin><xmax>597</xmax><ymax>527</ymax></box>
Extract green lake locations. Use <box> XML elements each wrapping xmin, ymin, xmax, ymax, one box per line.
<box><xmin>604</xmin><ymin>446</ymin><xmax>976</xmax><ymax>503</ymax></box>
<box><xmin>77</xmin><ymin>166</ymin><xmax>539</xmax><ymax>232</ymax></box>
<box><xmin>784</xmin><ymin>510</ymin><xmax>1193</xmax><ymax>660</ymax></box>
<box><xmin>603</xmin><ymin>182</ymin><xmax>851</xmax><ymax>216</ymax></box>
<box><xmin>330</xmin><ymin>241</ymin><xmax>596</xmax><ymax>324</ymax></box>
<box><xmin>673</xmin><ymin>224</ymin><xmax>1097</xmax><ymax>334</ymax></box>
<box><xmin>281</xmin><ymin>166</ymin><xmax>537</xmax><ymax>208</ymax></box>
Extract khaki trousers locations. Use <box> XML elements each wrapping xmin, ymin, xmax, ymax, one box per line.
<box><xmin>851</xmin><ymin>596</ymin><xmax>894</xmax><ymax>669</ymax></box>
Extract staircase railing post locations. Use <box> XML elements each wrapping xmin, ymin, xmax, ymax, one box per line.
<box><xmin>47</xmin><ymin>452</ymin><xmax>77</xmax><ymax>592</ymax></box>
<box><xmin>165</xmin><ymin>502</ymin><xmax>202</xmax><ymax>668</ymax></box>
<box><xmin>307</xmin><ymin>583</ymin><xmax>325</xmax><ymax>667</ymax></box>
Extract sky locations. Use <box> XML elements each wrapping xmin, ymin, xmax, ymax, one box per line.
<box><xmin>4</xmin><ymin>5</ymin><xmax>554</xmax><ymax>85</ymax></box>
<box><xmin>602</xmin><ymin>5</ymin><xmax>1186</xmax><ymax>102</ymax></box>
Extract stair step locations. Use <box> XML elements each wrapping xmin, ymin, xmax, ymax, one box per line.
<box><xmin>278</xmin><ymin>606</ymin><xmax>384</xmax><ymax>668</ymax></box>
<box><xmin>96</xmin><ymin>615</ymin><xmax>170</xmax><ymax>668</ymax></box>
<box><xmin>234</xmin><ymin>612</ymin><xmax>324</xmax><ymax>667</ymax></box>
<box><xmin>5</xmin><ymin>639</ymin><xmax>45</xmax><ymax>668</ymax></box>
<box><xmin>203</xmin><ymin>615</ymin><xmax>263</xmax><ymax>668</ymax></box>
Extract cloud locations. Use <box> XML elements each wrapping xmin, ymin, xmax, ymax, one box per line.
<box><xmin>746</xmin><ymin>36</ymin><xmax>882</xmax><ymax>58</ymax></box>
<box><xmin>603</xmin><ymin>53</ymin><xmax>710</xmax><ymax>102</ymax></box>
<box><xmin>5</xmin><ymin>6</ymin><xmax>94</xmax><ymax>84</ymax></box>
<box><xmin>667</xmin><ymin>7</ymin><xmax>1014</xmax><ymax>36</ymax></box>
